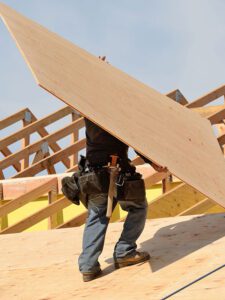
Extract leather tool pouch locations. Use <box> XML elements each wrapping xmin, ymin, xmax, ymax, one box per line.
<box><xmin>78</xmin><ymin>169</ymin><xmax>110</xmax><ymax>195</ymax></box>
<box><xmin>117</xmin><ymin>178</ymin><xmax>146</xmax><ymax>201</ymax></box>
<box><xmin>61</xmin><ymin>174</ymin><xmax>80</xmax><ymax>205</ymax></box>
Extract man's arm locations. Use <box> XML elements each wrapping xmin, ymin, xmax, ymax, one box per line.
<box><xmin>135</xmin><ymin>150</ymin><xmax>167</xmax><ymax>172</ymax></box>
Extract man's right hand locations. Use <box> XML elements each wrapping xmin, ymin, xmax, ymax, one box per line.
<box><xmin>151</xmin><ymin>162</ymin><xmax>168</xmax><ymax>173</ymax></box>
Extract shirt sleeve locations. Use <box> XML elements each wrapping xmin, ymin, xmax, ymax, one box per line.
<box><xmin>134</xmin><ymin>150</ymin><xmax>153</xmax><ymax>165</ymax></box>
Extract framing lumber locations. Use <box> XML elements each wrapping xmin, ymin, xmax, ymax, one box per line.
<box><xmin>0</xmin><ymin>106</ymin><xmax>76</xmax><ymax>169</ymax></box>
<box><xmin>70</xmin><ymin>111</ymin><xmax>79</xmax><ymax>166</ymax></box>
<box><xmin>0</xmin><ymin>182</ymin><xmax>8</xmax><ymax>230</ymax></box>
<box><xmin>178</xmin><ymin>198</ymin><xmax>215</xmax><ymax>216</ymax></box>
<box><xmin>187</xmin><ymin>84</ymin><xmax>225</xmax><ymax>108</ymax></box>
<box><xmin>149</xmin><ymin>183</ymin><xmax>205</xmax><ymax>218</ymax></box>
<box><xmin>21</xmin><ymin>115</ymin><xmax>31</xmax><ymax>169</ymax></box>
<box><xmin>0</xmin><ymin>196</ymin><xmax>70</xmax><ymax>234</ymax></box>
<box><xmin>0</xmin><ymin>164</ymin><xmax>163</xmax><ymax>200</ymax></box>
<box><xmin>0</xmin><ymin>117</ymin><xmax>84</xmax><ymax>171</ymax></box>
<box><xmin>193</xmin><ymin>105</ymin><xmax>225</xmax><ymax>119</ymax></box>
<box><xmin>218</xmin><ymin>131</ymin><xmax>225</xmax><ymax>147</ymax></box>
<box><xmin>0</xmin><ymin>173</ymin><xmax>69</xmax><ymax>200</ymax></box>
<box><xmin>0</xmin><ymin>178</ymin><xmax>57</xmax><ymax>217</ymax></box>
<box><xmin>1</xmin><ymin>4</ymin><xmax>225</xmax><ymax>208</ymax></box>
<box><xmin>0</xmin><ymin>106</ymin><xmax>74</xmax><ymax>149</ymax></box>
<box><xmin>0</xmin><ymin>107</ymin><xmax>28</xmax><ymax>130</ymax></box>
<box><xmin>57</xmin><ymin>211</ymin><xmax>88</xmax><ymax>229</ymax></box>
<box><xmin>207</xmin><ymin>106</ymin><xmax>225</xmax><ymax>125</ymax></box>
<box><xmin>165</xmin><ymin>89</ymin><xmax>188</xmax><ymax>105</ymax></box>
<box><xmin>12</xmin><ymin>139</ymin><xmax>86</xmax><ymax>178</ymax></box>
<box><xmin>1</xmin><ymin>146</ymin><xmax>21</xmax><ymax>172</ymax></box>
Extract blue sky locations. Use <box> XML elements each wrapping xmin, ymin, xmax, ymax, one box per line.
<box><xmin>1</xmin><ymin>0</ymin><xmax>225</xmax><ymax>121</ymax></box>
<box><xmin>0</xmin><ymin>0</ymin><xmax>225</xmax><ymax>177</ymax></box>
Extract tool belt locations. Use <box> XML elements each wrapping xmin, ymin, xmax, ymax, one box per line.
<box><xmin>78</xmin><ymin>168</ymin><xmax>110</xmax><ymax>194</ymax></box>
<box><xmin>61</xmin><ymin>156</ymin><xmax>145</xmax><ymax>205</ymax></box>
<box><xmin>61</xmin><ymin>172</ymin><xmax>80</xmax><ymax>205</ymax></box>
<box><xmin>61</xmin><ymin>156</ymin><xmax>109</xmax><ymax>206</ymax></box>
<box><xmin>116</xmin><ymin>172</ymin><xmax>146</xmax><ymax>201</ymax></box>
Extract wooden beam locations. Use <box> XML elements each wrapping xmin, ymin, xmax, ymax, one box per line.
<box><xmin>218</xmin><ymin>128</ymin><xmax>225</xmax><ymax>147</ymax></box>
<box><xmin>187</xmin><ymin>84</ymin><xmax>225</xmax><ymax>108</ymax></box>
<box><xmin>0</xmin><ymin>178</ymin><xmax>57</xmax><ymax>217</ymax></box>
<box><xmin>1</xmin><ymin>147</ymin><xmax>21</xmax><ymax>172</ymax></box>
<box><xmin>28</xmin><ymin>108</ymin><xmax>73</xmax><ymax>168</ymax></box>
<box><xmin>0</xmin><ymin>118</ymin><xmax>84</xmax><ymax>171</ymax></box>
<box><xmin>56</xmin><ymin>211</ymin><xmax>87</xmax><ymax>229</ymax></box>
<box><xmin>178</xmin><ymin>198</ymin><xmax>215</xmax><ymax>216</ymax></box>
<box><xmin>0</xmin><ymin>163</ymin><xmax>161</xmax><ymax>200</ymax></box>
<box><xmin>192</xmin><ymin>105</ymin><xmax>225</xmax><ymax>119</ymax></box>
<box><xmin>0</xmin><ymin>108</ymin><xmax>28</xmax><ymax>130</ymax></box>
<box><xmin>0</xmin><ymin>196</ymin><xmax>70</xmax><ymax>234</ymax></box>
<box><xmin>166</xmin><ymin>89</ymin><xmax>188</xmax><ymax>105</ymax></box>
<box><xmin>32</xmin><ymin>149</ymin><xmax>46</xmax><ymax>164</ymax></box>
<box><xmin>70</xmin><ymin>112</ymin><xmax>79</xmax><ymax>167</ymax></box>
<box><xmin>162</xmin><ymin>175</ymin><xmax>173</xmax><ymax>193</ymax></box>
<box><xmin>0</xmin><ymin>169</ymin><xmax>4</xmax><ymax>180</ymax></box>
<box><xmin>21</xmin><ymin>115</ymin><xmax>31</xmax><ymax>170</ymax></box>
<box><xmin>207</xmin><ymin>107</ymin><xmax>225</xmax><ymax>125</ymax></box>
<box><xmin>0</xmin><ymin>106</ymin><xmax>73</xmax><ymax>151</ymax></box>
<box><xmin>48</xmin><ymin>182</ymin><xmax>63</xmax><ymax>228</ymax></box>
<box><xmin>12</xmin><ymin>139</ymin><xmax>86</xmax><ymax>178</ymax></box>
<box><xmin>0</xmin><ymin>183</ymin><xmax>8</xmax><ymax>230</ymax></box>
<box><xmin>0</xmin><ymin>173</ymin><xmax>72</xmax><ymax>200</ymax></box>
<box><xmin>0</xmin><ymin>106</ymin><xmax>78</xmax><ymax>171</ymax></box>
<box><xmin>146</xmin><ymin>183</ymin><xmax>206</xmax><ymax>219</ymax></box>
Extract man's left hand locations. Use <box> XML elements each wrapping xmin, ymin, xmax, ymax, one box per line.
<box><xmin>151</xmin><ymin>162</ymin><xmax>168</xmax><ymax>173</ymax></box>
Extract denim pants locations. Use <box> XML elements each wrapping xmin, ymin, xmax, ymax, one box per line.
<box><xmin>78</xmin><ymin>192</ymin><xmax>148</xmax><ymax>273</ymax></box>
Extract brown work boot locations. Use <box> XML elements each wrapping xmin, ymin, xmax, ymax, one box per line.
<box><xmin>114</xmin><ymin>251</ymin><xmax>150</xmax><ymax>269</ymax></box>
<box><xmin>82</xmin><ymin>269</ymin><xmax>102</xmax><ymax>282</ymax></box>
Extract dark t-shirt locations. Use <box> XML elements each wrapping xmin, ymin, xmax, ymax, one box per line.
<box><xmin>84</xmin><ymin>118</ymin><xmax>152</xmax><ymax>167</ymax></box>
<box><xmin>85</xmin><ymin>118</ymin><xmax>129</xmax><ymax>165</ymax></box>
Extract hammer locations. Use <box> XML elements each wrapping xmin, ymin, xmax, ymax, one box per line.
<box><xmin>106</xmin><ymin>155</ymin><xmax>120</xmax><ymax>218</ymax></box>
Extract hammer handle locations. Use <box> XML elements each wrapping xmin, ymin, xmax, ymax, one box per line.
<box><xmin>106</xmin><ymin>168</ymin><xmax>118</xmax><ymax>218</ymax></box>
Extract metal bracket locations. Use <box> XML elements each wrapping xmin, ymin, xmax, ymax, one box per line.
<box><xmin>175</xmin><ymin>90</ymin><xmax>182</xmax><ymax>103</ymax></box>
<box><xmin>24</xmin><ymin>111</ymin><xmax>32</xmax><ymax>123</ymax></box>
<box><xmin>41</xmin><ymin>141</ymin><xmax>49</xmax><ymax>154</ymax></box>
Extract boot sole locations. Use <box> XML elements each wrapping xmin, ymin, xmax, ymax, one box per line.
<box><xmin>82</xmin><ymin>270</ymin><xmax>102</xmax><ymax>282</ymax></box>
<box><xmin>114</xmin><ymin>254</ymin><xmax>150</xmax><ymax>269</ymax></box>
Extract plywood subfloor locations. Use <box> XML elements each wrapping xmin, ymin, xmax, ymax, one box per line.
<box><xmin>1</xmin><ymin>213</ymin><xmax>225</xmax><ymax>299</ymax></box>
<box><xmin>0</xmin><ymin>3</ymin><xmax>225</xmax><ymax>208</ymax></box>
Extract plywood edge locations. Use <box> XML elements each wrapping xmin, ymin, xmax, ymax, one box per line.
<box><xmin>1</xmin><ymin>2</ymin><xmax>225</xmax><ymax>208</ymax></box>
<box><xmin>0</xmin><ymin>3</ymin><xmax>55</xmax><ymax>87</ymax></box>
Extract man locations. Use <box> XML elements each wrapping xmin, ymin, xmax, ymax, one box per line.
<box><xmin>63</xmin><ymin>56</ymin><xmax>167</xmax><ymax>282</ymax></box>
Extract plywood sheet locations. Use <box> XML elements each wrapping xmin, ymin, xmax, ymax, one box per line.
<box><xmin>1</xmin><ymin>214</ymin><xmax>225</xmax><ymax>299</ymax></box>
<box><xmin>0</xmin><ymin>3</ymin><xmax>225</xmax><ymax>207</ymax></box>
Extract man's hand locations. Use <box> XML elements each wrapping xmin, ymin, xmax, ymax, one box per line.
<box><xmin>99</xmin><ymin>55</ymin><xmax>106</xmax><ymax>61</ymax></box>
<box><xmin>98</xmin><ymin>55</ymin><xmax>109</xmax><ymax>64</ymax></box>
<box><xmin>151</xmin><ymin>162</ymin><xmax>168</xmax><ymax>173</ymax></box>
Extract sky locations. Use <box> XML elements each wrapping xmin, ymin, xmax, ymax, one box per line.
<box><xmin>0</xmin><ymin>0</ymin><xmax>225</xmax><ymax>176</ymax></box>
<box><xmin>1</xmin><ymin>0</ymin><xmax>225</xmax><ymax>121</ymax></box>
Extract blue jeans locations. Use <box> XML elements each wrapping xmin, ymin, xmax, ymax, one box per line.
<box><xmin>78</xmin><ymin>192</ymin><xmax>148</xmax><ymax>273</ymax></box>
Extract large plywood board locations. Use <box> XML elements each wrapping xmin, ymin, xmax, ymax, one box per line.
<box><xmin>0</xmin><ymin>3</ymin><xmax>225</xmax><ymax>207</ymax></box>
<box><xmin>1</xmin><ymin>214</ymin><xmax>225</xmax><ymax>299</ymax></box>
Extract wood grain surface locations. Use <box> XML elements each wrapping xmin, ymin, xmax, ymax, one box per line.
<box><xmin>0</xmin><ymin>3</ymin><xmax>225</xmax><ymax>207</ymax></box>
<box><xmin>1</xmin><ymin>213</ymin><xmax>225</xmax><ymax>299</ymax></box>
